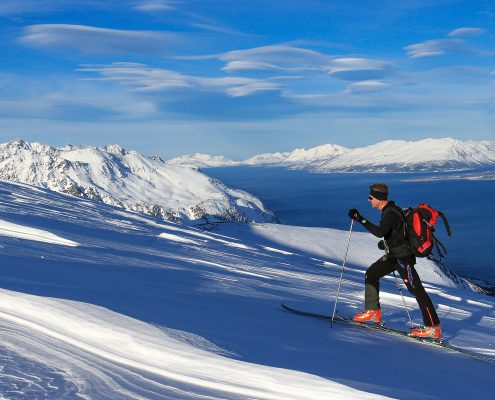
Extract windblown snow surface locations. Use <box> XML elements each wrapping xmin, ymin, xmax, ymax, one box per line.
<box><xmin>0</xmin><ymin>180</ymin><xmax>493</xmax><ymax>399</ymax></box>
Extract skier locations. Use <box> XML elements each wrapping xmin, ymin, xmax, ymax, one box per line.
<box><xmin>348</xmin><ymin>183</ymin><xmax>442</xmax><ymax>339</ymax></box>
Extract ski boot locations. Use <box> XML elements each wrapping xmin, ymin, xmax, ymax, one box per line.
<box><xmin>410</xmin><ymin>324</ymin><xmax>442</xmax><ymax>341</ymax></box>
<box><xmin>353</xmin><ymin>309</ymin><xmax>382</xmax><ymax>323</ymax></box>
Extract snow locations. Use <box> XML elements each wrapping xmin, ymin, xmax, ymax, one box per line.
<box><xmin>0</xmin><ymin>140</ymin><xmax>276</xmax><ymax>225</ymax></box>
<box><xmin>2</xmin><ymin>291</ymin><xmax>389</xmax><ymax>400</ymax></box>
<box><xmin>0</xmin><ymin>179</ymin><xmax>494</xmax><ymax>399</ymax></box>
<box><xmin>167</xmin><ymin>138</ymin><xmax>495</xmax><ymax>173</ymax></box>
<box><xmin>0</xmin><ymin>219</ymin><xmax>79</xmax><ymax>247</ymax></box>
<box><xmin>167</xmin><ymin>153</ymin><xmax>239</xmax><ymax>168</ymax></box>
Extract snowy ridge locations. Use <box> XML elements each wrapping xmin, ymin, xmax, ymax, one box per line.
<box><xmin>167</xmin><ymin>153</ymin><xmax>239</xmax><ymax>168</ymax></box>
<box><xmin>0</xmin><ymin>139</ymin><xmax>276</xmax><ymax>225</ymax></box>
<box><xmin>168</xmin><ymin>138</ymin><xmax>495</xmax><ymax>173</ymax></box>
<box><xmin>0</xmin><ymin>180</ymin><xmax>494</xmax><ymax>399</ymax></box>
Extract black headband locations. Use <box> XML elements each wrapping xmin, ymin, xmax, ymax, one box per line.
<box><xmin>370</xmin><ymin>189</ymin><xmax>387</xmax><ymax>200</ymax></box>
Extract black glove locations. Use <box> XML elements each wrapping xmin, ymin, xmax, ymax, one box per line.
<box><xmin>378</xmin><ymin>240</ymin><xmax>386</xmax><ymax>250</ymax></box>
<box><xmin>348</xmin><ymin>208</ymin><xmax>361</xmax><ymax>220</ymax></box>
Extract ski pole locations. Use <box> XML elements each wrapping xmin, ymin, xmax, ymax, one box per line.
<box><xmin>331</xmin><ymin>219</ymin><xmax>354</xmax><ymax>326</ymax></box>
<box><xmin>392</xmin><ymin>271</ymin><xmax>414</xmax><ymax>329</ymax></box>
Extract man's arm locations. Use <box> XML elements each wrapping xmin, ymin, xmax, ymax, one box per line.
<box><xmin>348</xmin><ymin>208</ymin><xmax>394</xmax><ymax>238</ymax></box>
<box><xmin>362</xmin><ymin>219</ymin><xmax>385</xmax><ymax>237</ymax></box>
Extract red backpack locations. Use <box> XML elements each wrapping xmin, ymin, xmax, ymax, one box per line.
<box><xmin>403</xmin><ymin>204</ymin><xmax>452</xmax><ymax>259</ymax></box>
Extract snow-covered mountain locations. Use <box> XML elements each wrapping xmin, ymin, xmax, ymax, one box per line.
<box><xmin>0</xmin><ymin>180</ymin><xmax>494</xmax><ymax>399</ymax></box>
<box><xmin>0</xmin><ymin>139</ymin><xmax>276</xmax><ymax>225</ymax></box>
<box><xmin>167</xmin><ymin>153</ymin><xmax>239</xmax><ymax>168</ymax></box>
<box><xmin>168</xmin><ymin>138</ymin><xmax>495</xmax><ymax>172</ymax></box>
<box><xmin>307</xmin><ymin>138</ymin><xmax>495</xmax><ymax>172</ymax></box>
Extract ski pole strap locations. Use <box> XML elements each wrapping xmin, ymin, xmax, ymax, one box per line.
<box><xmin>439</xmin><ymin>211</ymin><xmax>452</xmax><ymax>236</ymax></box>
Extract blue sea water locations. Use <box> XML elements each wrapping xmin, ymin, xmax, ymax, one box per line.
<box><xmin>205</xmin><ymin>167</ymin><xmax>495</xmax><ymax>284</ymax></box>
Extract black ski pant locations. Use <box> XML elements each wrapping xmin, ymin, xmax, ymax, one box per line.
<box><xmin>364</xmin><ymin>256</ymin><xmax>440</xmax><ymax>327</ymax></box>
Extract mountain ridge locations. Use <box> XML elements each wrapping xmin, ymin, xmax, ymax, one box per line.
<box><xmin>0</xmin><ymin>139</ymin><xmax>276</xmax><ymax>225</ymax></box>
<box><xmin>166</xmin><ymin>138</ymin><xmax>495</xmax><ymax>172</ymax></box>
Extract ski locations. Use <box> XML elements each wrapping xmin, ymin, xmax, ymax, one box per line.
<box><xmin>281</xmin><ymin>302</ymin><xmax>495</xmax><ymax>363</ymax></box>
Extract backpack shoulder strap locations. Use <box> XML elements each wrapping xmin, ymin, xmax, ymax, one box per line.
<box><xmin>384</xmin><ymin>205</ymin><xmax>407</xmax><ymax>239</ymax></box>
<box><xmin>385</xmin><ymin>205</ymin><xmax>405</xmax><ymax>219</ymax></box>
<box><xmin>438</xmin><ymin>211</ymin><xmax>452</xmax><ymax>236</ymax></box>
<box><xmin>434</xmin><ymin>237</ymin><xmax>448</xmax><ymax>258</ymax></box>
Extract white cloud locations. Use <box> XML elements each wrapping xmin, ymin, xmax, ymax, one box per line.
<box><xmin>0</xmin><ymin>79</ymin><xmax>157</xmax><ymax>121</ymax></box>
<box><xmin>189</xmin><ymin>22</ymin><xmax>245</xmax><ymax>35</ymax></box>
<box><xmin>448</xmin><ymin>27</ymin><xmax>486</xmax><ymax>37</ymax></box>
<box><xmin>345</xmin><ymin>80</ymin><xmax>389</xmax><ymax>93</ymax></box>
<box><xmin>218</xmin><ymin>45</ymin><xmax>331</xmax><ymax>72</ymax></box>
<box><xmin>326</xmin><ymin>58</ymin><xmax>391</xmax><ymax>81</ymax></box>
<box><xmin>405</xmin><ymin>27</ymin><xmax>491</xmax><ymax>59</ymax></box>
<box><xmin>404</xmin><ymin>38</ymin><xmax>472</xmax><ymax>58</ymax></box>
<box><xmin>221</xmin><ymin>61</ymin><xmax>283</xmax><ymax>73</ymax></box>
<box><xmin>20</xmin><ymin>24</ymin><xmax>186</xmax><ymax>56</ymax></box>
<box><xmin>213</xmin><ymin>46</ymin><xmax>393</xmax><ymax>83</ymax></box>
<box><xmin>79</xmin><ymin>63</ymin><xmax>284</xmax><ymax>97</ymax></box>
<box><xmin>133</xmin><ymin>1</ymin><xmax>177</xmax><ymax>12</ymax></box>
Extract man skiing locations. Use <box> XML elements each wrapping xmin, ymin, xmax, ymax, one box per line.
<box><xmin>348</xmin><ymin>183</ymin><xmax>442</xmax><ymax>339</ymax></box>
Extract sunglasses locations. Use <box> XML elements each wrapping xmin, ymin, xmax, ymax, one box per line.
<box><xmin>368</xmin><ymin>195</ymin><xmax>375</xmax><ymax>201</ymax></box>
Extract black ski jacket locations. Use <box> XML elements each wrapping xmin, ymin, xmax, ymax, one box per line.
<box><xmin>358</xmin><ymin>201</ymin><xmax>411</xmax><ymax>258</ymax></box>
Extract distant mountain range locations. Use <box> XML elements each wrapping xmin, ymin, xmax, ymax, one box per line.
<box><xmin>166</xmin><ymin>138</ymin><xmax>495</xmax><ymax>172</ymax></box>
<box><xmin>0</xmin><ymin>140</ymin><xmax>276</xmax><ymax>225</ymax></box>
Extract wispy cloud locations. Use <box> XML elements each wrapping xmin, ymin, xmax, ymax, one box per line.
<box><xmin>189</xmin><ymin>22</ymin><xmax>245</xmax><ymax>35</ymax></box>
<box><xmin>19</xmin><ymin>24</ymin><xmax>187</xmax><ymax>56</ymax></box>
<box><xmin>133</xmin><ymin>0</ymin><xmax>178</xmax><ymax>12</ymax></box>
<box><xmin>218</xmin><ymin>45</ymin><xmax>331</xmax><ymax>72</ymax></box>
<box><xmin>405</xmin><ymin>38</ymin><xmax>470</xmax><ymax>58</ymax></box>
<box><xmin>448</xmin><ymin>27</ymin><xmax>486</xmax><ymax>37</ymax></box>
<box><xmin>221</xmin><ymin>61</ymin><xmax>284</xmax><ymax>73</ymax></box>
<box><xmin>210</xmin><ymin>46</ymin><xmax>393</xmax><ymax>85</ymax></box>
<box><xmin>79</xmin><ymin>62</ymin><xmax>284</xmax><ymax>97</ymax></box>
<box><xmin>405</xmin><ymin>27</ymin><xmax>489</xmax><ymax>58</ymax></box>
<box><xmin>326</xmin><ymin>58</ymin><xmax>391</xmax><ymax>81</ymax></box>
<box><xmin>0</xmin><ymin>76</ymin><xmax>156</xmax><ymax>121</ymax></box>
<box><xmin>183</xmin><ymin>45</ymin><xmax>393</xmax><ymax>97</ymax></box>
<box><xmin>345</xmin><ymin>80</ymin><xmax>389</xmax><ymax>93</ymax></box>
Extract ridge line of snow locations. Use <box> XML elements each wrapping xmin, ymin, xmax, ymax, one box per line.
<box><xmin>0</xmin><ymin>140</ymin><xmax>276</xmax><ymax>225</ymax></box>
<box><xmin>165</xmin><ymin>138</ymin><xmax>495</xmax><ymax>172</ymax></box>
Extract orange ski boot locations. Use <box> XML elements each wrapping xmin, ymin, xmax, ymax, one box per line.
<box><xmin>410</xmin><ymin>324</ymin><xmax>442</xmax><ymax>340</ymax></box>
<box><xmin>353</xmin><ymin>309</ymin><xmax>382</xmax><ymax>323</ymax></box>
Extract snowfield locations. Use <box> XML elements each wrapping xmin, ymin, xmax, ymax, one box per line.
<box><xmin>168</xmin><ymin>138</ymin><xmax>495</xmax><ymax>173</ymax></box>
<box><xmin>0</xmin><ymin>179</ymin><xmax>494</xmax><ymax>399</ymax></box>
<box><xmin>0</xmin><ymin>140</ymin><xmax>276</xmax><ymax>225</ymax></box>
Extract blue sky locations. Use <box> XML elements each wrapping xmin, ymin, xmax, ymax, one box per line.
<box><xmin>0</xmin><ymin>0</ymin><xmax>494</xmax><ymax>159</ymax></box>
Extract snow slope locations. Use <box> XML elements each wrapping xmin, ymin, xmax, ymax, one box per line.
<box><xmin>0</xmin><ymin>140</ymin><xmax>276</xmax><ymax>225</ymax></box>
<box><xmin>0</xmin><ymin>180</ymin><xmax>494</xmax><ymax>399</ymax></box>
<box><xmin>169</xmin><ymin>138</ymin><xmax>495</xmax><ymax>173</ymax></box>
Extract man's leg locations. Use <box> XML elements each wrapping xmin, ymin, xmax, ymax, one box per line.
<box><xmin>397</xmin><ymin>262</ymin><xmax>440</xmax><ymax>327</ymax></box>
<box><xmin>364</xmin><ymin>256</ymin><xmax>398</xmax><ymax>310</ymax></box>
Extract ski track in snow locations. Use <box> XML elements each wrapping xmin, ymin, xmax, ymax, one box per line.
<box><xmin>0</xmin><ymin>180</ymin><xmax>494</xmax><ymax>399</ymax></box>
